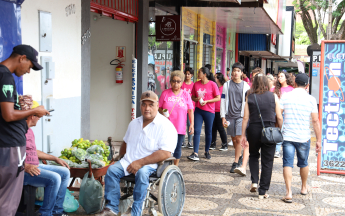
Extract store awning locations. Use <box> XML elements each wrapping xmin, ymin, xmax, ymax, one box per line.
<box><xmin>187</xmin><ymin>7</ymin><xmax>283</xmax><ymax>35</ymax></box>
<box><xmin>239</xmin><ymin>51</ymin><xmax>286</xmax><ymax>60</ymax></box>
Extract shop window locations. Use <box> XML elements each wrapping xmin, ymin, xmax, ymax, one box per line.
<box><xmin>183</xmin><ymin>40</ymin><xmax>197</xmax><ymax>81</ymax></box>
<box><xmin>184</xmin><ymin>26</ymin><xmax>197</xmax><ymax>41</ymax></box>
<box><xmin>148</xmin><ymin>8</ymin><xmax>173</xmax><ymax>98</ymax></box>
<box><xmin>216</xmin><ymin>48</ymin><xmax>223</xmax><ymax>73</ymax></box>
<box><xmin>203</xmin><ymin>45</ymin><xmax>212</xmax><ymax>66</ymax></box>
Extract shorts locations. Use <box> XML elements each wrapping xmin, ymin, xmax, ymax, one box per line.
<box><xmin>226</xmin><ymin>117</ymin><xmax>243</xmax><ymax>137</ymax></box>
<box><xmin>282</xmin><ymin>140</ymin><xmax>310</xmax><ymax>168</ymax></box>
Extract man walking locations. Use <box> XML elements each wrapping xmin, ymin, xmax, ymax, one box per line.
<box><xmin>220</xmin><ymin>62</ymin><xmax>250</xmax><ymax>175</ymax></box>
<box><xmin>0</xmin><ymin>45</ymin><xmax>49</xmax><ymax>215</ymax></box>
<box><xmin>280</xmin><ymin>73</ymin><xmax>321</xmax><ymax>203</ymax></box>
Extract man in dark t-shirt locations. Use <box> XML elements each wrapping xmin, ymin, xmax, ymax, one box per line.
<box><xmin>0</xmin><ymin>45</ymin><xmax>49</xmax><ymax>216</ymax></box>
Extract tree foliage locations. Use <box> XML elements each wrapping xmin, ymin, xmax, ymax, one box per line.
<box><xmin>292</xmin><ymin>0</ymin><xmax>345</xmax><ymax>43</ymax></box>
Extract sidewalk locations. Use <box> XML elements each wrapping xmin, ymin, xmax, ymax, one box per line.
<box><xmin>69</xmin><ymin>131</ymin><xmax>345</xmax><ymax>216</ymax></box>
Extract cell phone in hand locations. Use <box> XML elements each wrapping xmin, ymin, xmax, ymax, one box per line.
<box><xmin>48</xmin><ymin>109</ymin><xmax>54</xmax><ymax>112</ymax></box>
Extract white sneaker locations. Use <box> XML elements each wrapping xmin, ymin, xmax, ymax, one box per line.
<box><xmin>234</xmin><ymin>167</ymin><xmax>246</xmax><ymax>176</ymax></box>
<box><xmin>274</xmin><ymin>151</ymin><xmax>280</xmax><ymax>158</ymax></box>
<box><xmin>228</xmin><ymin>140</ymin><xmax>233</xmax><ymax>146</ymax></box>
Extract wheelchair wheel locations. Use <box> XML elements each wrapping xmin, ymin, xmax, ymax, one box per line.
<box><xmin>158</xmin><ymin>165</ymin><xmax>185</xmax><ymax>216</ymax></box>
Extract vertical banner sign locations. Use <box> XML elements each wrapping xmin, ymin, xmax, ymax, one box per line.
<box><xmin>131</xmin><ymin>55</ymin><xmax>137</xmax><ymax>121</ymax></box>
<box><xmin>319</xmin><ymin>41</ymin><xmax>345</xmax><ymax>174</ymax></box>
<box><xmin>311</xmin><ymin>51</ymin><xmax>321</xmax><ymax>104</ymax></box>
<box><xmin>156</xmin><ymin>15</ymin><xmax>181</xmax><ymax>41</ymax></box>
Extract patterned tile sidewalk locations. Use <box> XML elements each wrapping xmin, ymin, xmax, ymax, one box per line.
<box><xmin>178</xmin><ymin>133</ymin><xmax>345</xmax><ymax>216</ymax></box>
<box><xmin>69</xmin><ymin>128</ymin><xmax>345</xmax><ymax>216</ymax></box>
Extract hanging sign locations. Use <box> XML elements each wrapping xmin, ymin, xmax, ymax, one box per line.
<box><xmin>131</xmin><ymin>55</ymin><xmax>137</xmax><ymax>120</ymax></box>
<box><xmin>318</xmin><ymin>41</ymin><xmax>345</xmax><ymax>175</ymax></box>
<box><xmin>156</xmin><ymin>15</ymin><xmax>181</xmax><ymax>42</ymax></box>
<box><xmin>116</xmin><ymin>46</ymin><xmax>126</xmax><ymax>62</ymax></box>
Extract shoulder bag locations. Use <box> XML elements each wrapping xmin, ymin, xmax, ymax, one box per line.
<box><xmin>253</xmin><ymin>94</ymin><xmax>283</xmax><ymax>145</ymax></box>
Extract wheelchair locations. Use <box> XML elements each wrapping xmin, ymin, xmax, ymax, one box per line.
<box><xmin>119</xmin><ymin>157</ymin><xmax>185</xmax><ymax>216</ymax></box>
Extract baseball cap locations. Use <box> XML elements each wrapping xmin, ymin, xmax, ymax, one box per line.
<box><xmin>140</xmin><ymin>91</ymin><xmax>158</xmax><ymax>103</ymax></box>
<box><xmin>295</xmin><ymin>73</ymin><xmax>309</xmax><ymax>86</ymax></box>
<box><xmin>12</xmin><ymin>45</ymin><xmax>43</xmax><ymax>71</ymax></box>
<box><xmin>31</xmin><ymin>101</ymin><xmax>39</xmax><ymax>109</ymax></box>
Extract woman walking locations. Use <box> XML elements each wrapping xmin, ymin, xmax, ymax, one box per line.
<box><xmin>210</xmin><ymin>73</ymin><xmax>228</xmax><ymax>151</ymax></box>
<box><xmin>159</xmin><ymin>70</ymin><xmax>194</xmax><ymax>166</ymax></box>
<box><xmin>241</xmin><ymin>74</ymin><xmax>283</xmax><ymax>199</ymax></box>
<box><xmin>181</xmin><ymin>67</ymin><xmax>195</xmax><ymax>149</ymax></box>
<box><xmin>187</xmin><ymin>67</ymin><xmax>220</xmax><ymax>161</ymax></box>
<box><xmin>267</xmin><ymin>74</ymin><xmax>275</xmax><ymax>92</ymax></box>
<box><xmin>274</xmin><ymin>71</ymin><xmax>294</xmax><ymax>158</ymax></box>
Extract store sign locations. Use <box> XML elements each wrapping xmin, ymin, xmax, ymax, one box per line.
<box><xmin>216</xmin><ymin>25</ymin><xmax>224</xmax><ymax>47</ymax></box>
<box><xmin>271</xmin><ymin>34</ymin><xmax>276</xmax><ymax>45</ymax></box>
<box><xmin>319</xmin><ymin>42</ymin><xmax>345</xmax><ymax>172</ymax></box>
<box><xmin>156</xmin><ymin>15</ymin><xmax>180</xmax><ymax>42</ymax></box>
<box><xmin>131</xmin><ymin>56</ymin><xmax>137</xmax><ymax>120</ymax></box>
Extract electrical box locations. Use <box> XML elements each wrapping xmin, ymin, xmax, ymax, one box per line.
<box><xmin>46</xmin><ymin>97</ymin><xmax>54</xmax><ymax>110</ymax></box>
<box><xmin>41</xmin><ymin>56</ymin><xmax>55</xmax><ymax>80</ymax></box>
<box><xmin>39</xmin><ymin>11</ymin><xmax>52</xmax><ymax>52</ymax></box>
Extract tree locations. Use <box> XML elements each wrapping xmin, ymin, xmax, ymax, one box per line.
<box><xmin>292</xmin><ymin>0</ymin><xmax>345</xmax><ymax>43</ymax></box>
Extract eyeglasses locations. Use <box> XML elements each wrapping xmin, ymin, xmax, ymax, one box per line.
<box><xmin>171</xmin><ymin>80</ymin><xmax>181</xmax><ymax>83</ymax></box>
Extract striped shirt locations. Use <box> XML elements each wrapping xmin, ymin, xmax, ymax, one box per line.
<box><xmin>280</xmin><ymin>88</ymin><xmax>318</xmax><ymax>143</ymax></box>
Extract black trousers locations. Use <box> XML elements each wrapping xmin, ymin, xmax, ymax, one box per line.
<box><xmin>247</xmin><ymin>123</ymin><xmax>276</xmax><ymax>195</ymax></box>
<box><xmin>212</xmin><ymin>112</ymin><xmax>228</xmax><ymax>144</ymax></box>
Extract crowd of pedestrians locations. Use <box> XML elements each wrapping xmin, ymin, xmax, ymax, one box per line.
<box><xmin>160</xmin><ymin>62</ymin><xmax>321</xmax><ymax>202</ymax></box>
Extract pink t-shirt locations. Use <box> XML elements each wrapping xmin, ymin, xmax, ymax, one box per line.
<box><xmin>191</xmin><ymin>81</ymin><xmax>220</xmax><ymax>113</ymax></box>
<box><xmin>159</xmin><ymin>89</ymin><xmax>194</xmax><ymax>134</ymax></box>
<box><xmin>215</xmin><ymin>86</ymin><xmax>223</xmax><ymax>112</ymax></box>
<box><xmin>25</xmin><ymin>128</ymin><xmax>39</xmax><ymax>165</ymax></box>
<box><xmin>281</xmin><ymin>85</ymin><xmax>294</xmax><ymax>95</ymax></box>
<box><xmin>157</xmin><ymin>75</ymin><xmax>165</xmax><ymax>91</ymax></box>
<box><xmin>270</xmin><ymin>86</ymin><xmax>275</xmax><ymax>92</ymax></box>
<box><xmin>181</xmin><ymin>81</ymin><xmax>195</xmax><ymax>110</ymax></box>
<box><xmin>243</xmin><ymin>77</ymin><xmax>250</xmax><ymax>83</ymax></box>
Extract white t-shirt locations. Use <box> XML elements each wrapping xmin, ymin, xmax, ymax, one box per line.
<box><xmin>280</xmin><ymin>88</ymin><xmax>318</xmax><ymax>143</ymax></box>
<box><xmin>120</xmin><ymin>113</ymin><xmax>177</xmax><ymax>176</ymax></box>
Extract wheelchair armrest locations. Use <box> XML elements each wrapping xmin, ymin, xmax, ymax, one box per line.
<box><xmin>156</xmin><ymin>157</ymin><xmax>176</xmax><ymax>177</ymax></box>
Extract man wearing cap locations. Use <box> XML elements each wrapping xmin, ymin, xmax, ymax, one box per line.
<box><xmin>97</xmin><ymin>91</ymin><xmax>177</xmax><ymax>216</ymax></box>
<box><xmin>23</xmin><ymin>101</ymin><xmax>70</xmax><ymax>216</ymax></box>
<box><xmin>0</xmin><ymin>45</ymin><xmax>49</xmax><ymax>216</ymax></box>
<box><xmin>280</xmin><ymin>73</ymin><xmax>321</xmax><ymax>203</ymax></box>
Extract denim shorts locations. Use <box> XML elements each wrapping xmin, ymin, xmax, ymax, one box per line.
<box><xmin>282</xmin><ymin>140</ymin><xmax>310</xmax><ymax>168</ymax></box>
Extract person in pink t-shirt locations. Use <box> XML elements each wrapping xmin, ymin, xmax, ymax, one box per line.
<box><xmin>181</xmin><ymin>67</ymin><xmax>195</xmax><ymax>149</ymax></box>
<box><xmin>274</xmin><ymin>71</ymin><xmax>294</xmax><ymax>99</ymax></box>
<box><xmin>23</xmin><ymin>101</ymin><xmax>70</xmax><ymax>216</ymax></box>
<box><xmin>159</xmin><ymin>70</ymin><xmax>194</xmax><ymax>166</ymax></box>
<box><xmin>157</xmin><ymin>73</ymin><xmax>165</xmax><ymax>92</ymax></box>
<box><xmin>211</xmin><ymin>73</ymin><xmax>228</xmax><ymax>151</ymax></box>
<box><xmin>187</xmin><ymin>67</ymin><xmax>220</xmax><ymax>161</ymax></box>
<box><xmin>266</xmin><ymin>74</ymin><xmax>276</xmax><ymax>92</ymax></box>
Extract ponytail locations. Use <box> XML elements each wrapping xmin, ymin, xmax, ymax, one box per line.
<box><xmin>200</xmin><ymin>67</ymin><xmax>216</xmax><ymax>83</ymax></box>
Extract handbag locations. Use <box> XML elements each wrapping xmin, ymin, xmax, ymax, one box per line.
<box><xmin>253</xmin><ymin>94</ymin><xmax>283</xmax><ymax>144</ymax></box>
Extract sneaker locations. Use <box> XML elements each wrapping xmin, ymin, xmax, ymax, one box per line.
<box><xmin>230</xmin><ymin>162</ymin><xmax>239</xmax><ymax>173</ymax></box>
<box><xmin>186</xmin><ymin>142</ymin><xmax>193</xmax><ymax>149</ymax></box>
<box><xmin>274</xmin><ymin>151</ymin><xmax>280</xmax><ymax>158</ymax></box>
<box><xmin>182</xmin><ymin>142</ymin><xmax>186</xmax><ymax>148</ymax></box>
<box><xmin>187</xmin><ymin>153</ymin><xmax>199</xmax><ymax>161</ymax></box>
<box><xmin>204</xmin><ymin>152</ymin><xmax>211</xmax><ymax>159</ymax></box>
<box><xmin>250</xmin><ymin>183</ymin><xmax>258</xmax><ymax>193</ymax></box>
<box><xmin>209</xmin><ymin>142</ymin><xmax>216</xmax><ymax>150</ymax></box>
<box><xmin>228</xmin><ymin>140</ymin><xmax>233</xmax><ymax>146</ymax></box>
<box><xmin>219</xmin><ymin>143</ymin><xmax>228</xmax><ymax>151</ymax></box>
<box><xmin>238</xmin><ymin>155</ymin><xmax>243</xmax><ymax>166</ymax></box>
<box><xmin>234</xmin><ymin>167</ymin><xmax>246</xmax><ymax>176</ymax></box>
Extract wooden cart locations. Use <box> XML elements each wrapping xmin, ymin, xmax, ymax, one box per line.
<box><xmin>43</xmin><ymin>159</ymin><xmax>114</xmax><ymax>191</ymax></box>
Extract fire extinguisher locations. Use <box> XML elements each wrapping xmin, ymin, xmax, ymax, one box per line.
<box><xmin>110</xmin><ymin>59</ymin><xmax>125</xmax><ymax>83</ymax></box>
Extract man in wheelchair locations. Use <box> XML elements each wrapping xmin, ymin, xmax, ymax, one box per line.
<box><xmin>97</xmin><ymin>91</ymin><xmax>177</xmax><ymax>216</ymax></box>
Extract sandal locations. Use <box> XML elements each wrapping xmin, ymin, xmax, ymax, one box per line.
<box><xmin>259</xmin><ymin>194</ymin><xmax>269</xmax><ymax>199</ymax></box>
<box><xmin>281</xmin><ymin>197</ymin><xmax>292</xmax><ymax>203</ymax></box>
<box><xmin>300</xmin><ymin>186</ymin><xmax>311</xmax><ymax>195</ymax></box>
<box><xmin>250</xmin><ymin>183</ymin><xmax>258</xmax><ymax>193</ymax></box>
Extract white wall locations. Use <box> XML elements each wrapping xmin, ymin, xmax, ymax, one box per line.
<box><xmin>21</xmin><ymin>0</ymin><xmax>81</xmax><ymax>155</ymax></box>
<box><xmin>90</xmin><ymin>13</ymin><xmax>134</xmax><ymax>141</ymax></box>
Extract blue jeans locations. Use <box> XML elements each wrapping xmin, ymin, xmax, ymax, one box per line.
<box><xmin>193</xmin><ymin>108</ymin><xmax>215</xmax><ymax>154</ymax></box>
<box><xmin>173</xmin><ymin>135</ymin><xmax>185</xmax><ymax>159</ymax></box>
<box><xmin>186</xmin><ymin>113</ymin><xmax>193</xmax><ymax>143</ymax></box>
<box><xmin>23</xmin><ymin>164</ymin><xmax>70</xmax><ymax>215</ymax></box>
<box><xmin>283</xmin><ymin>140</ymin><xmax>311</xmax><ymax>168</ymax></box>
<box><xmin>104</xmin><ymin>161</ymin><xmax>156</xmax><ymax>216</ymax></box>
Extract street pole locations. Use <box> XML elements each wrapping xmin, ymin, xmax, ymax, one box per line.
<box><xmin>327</xmin><ymin>0</ymin><xmax>333</xmax><ymax>40</ymax></box>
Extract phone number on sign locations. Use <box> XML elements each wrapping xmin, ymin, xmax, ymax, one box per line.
<box><xmin>323</xmin><ymin>160</ymin><xmax>345</xmax><ymax>167</ymax></box>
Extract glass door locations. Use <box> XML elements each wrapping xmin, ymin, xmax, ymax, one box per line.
<box><xmin>183</xmin><ymin>40</ymin><xmax>197</xmax><ymax>81</ymax></box>
<box><xmin>216</xmin><ymin>48</ymin><xmax>223</xmax><ymax>73</ymax></box>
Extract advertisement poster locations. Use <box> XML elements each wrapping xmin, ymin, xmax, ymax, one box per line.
<box><xmin>320</xmin><ymin>41</ymin><xmax>345</xmax><ymax>171</ymax></box>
